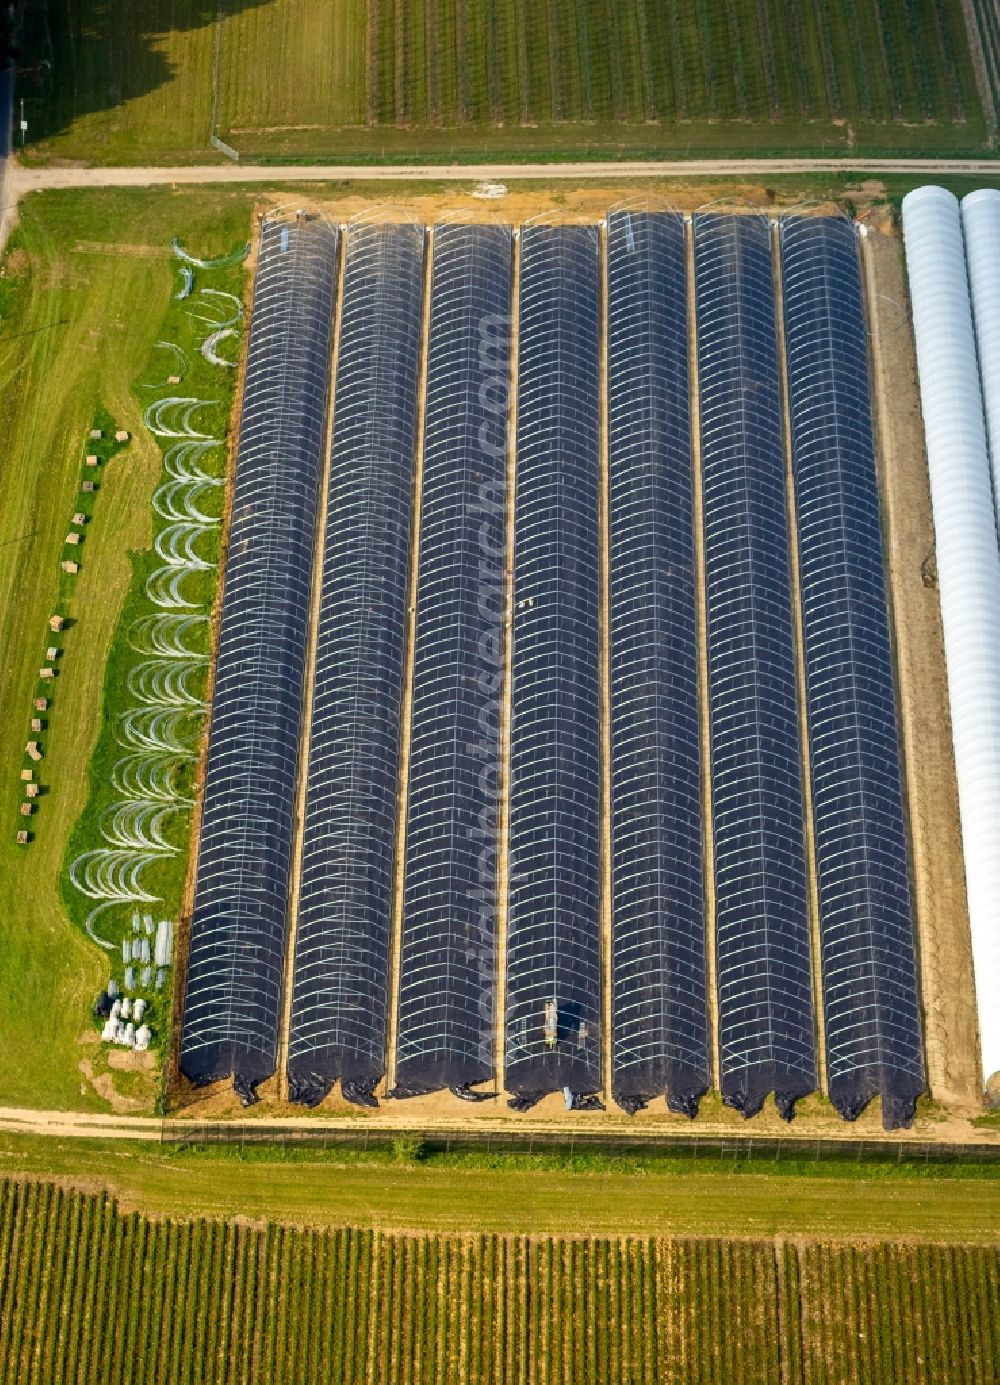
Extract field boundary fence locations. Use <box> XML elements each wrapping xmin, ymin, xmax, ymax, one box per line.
<box><xmin>157</xmin><ymin>1121</ymin><xmax>1000</xmax><ymax>1166</ymax></box>
<box><xmin>210</xmin><ymin>134</ymin><xmax>240</xmax><ymax>162</ymax></box>
<box><xmin>209</xmin><ymin>1</ymin><xmax>241</xmax><ymax>160</ymax></box>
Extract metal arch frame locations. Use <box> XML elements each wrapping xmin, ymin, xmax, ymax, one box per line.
<box><xmin>286</xmin><ymin>219</ymin><xmax>427</xmax><ymax>1105</ymax></box>
<box><xmin>179</xmin><ymin>213</ymin><xmax>340</xmax><ymax>1100</ymax></box>
<box><xmin>694</xmin><ymin>195</ymin><xmax>772</xmax><ymax>225</ymax></box>
<box><xmin>693</xmin><ymin>209</ymin><xmax>817</xmax><ymax>1120</ymax></box>
<box><xmin>780</xmin><ymin>200</ymin><xmax>855</xmax><ymax>224</ymax></box>
<box><xmin>347</xmin><ymin>205</ymin><xmax>424</xmax><ymax>230</ymax></box>
<box><xmin>260</xmin><ymin>200</ymin><xmax>341</xmax><ymax>230</ymax></box>
<box><xmin>607</xmin><ymin>195</ymin><xmax>683</xmax><ymax>219</ymax></box>
<box><xmin>433</xmin><ymin>207</ymin><xmax>509</xmax><ymax>229</ymax></box>
<box><xmin>394</xmin><ymin>221</ymin><xmax>514</xmax><ymax>1093</ymax></box>
<box><xmin>505</xmin><ymin>222</ymin><xmax>603</xmax><ymax>1096</ymax></box>
<box><xmin>780</xmin><ymin>212</ymin><xmax>924</xmax><ymax>1130</ymax></box>
<box><xmin>521</xmin><ymin>210</ymin><xmax>601</xmax><ymax>230</ymax></box>
<box><xmin>606</xmin><ymin>208</ymin><xmax>709</xmax><ymax>1115</ymax></box>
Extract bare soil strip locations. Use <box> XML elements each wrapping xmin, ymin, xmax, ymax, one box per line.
<box><xmin>11</xmin><ymin>157</ymin><xmax>1000</xmax><ymax>200</ymax></box>
<box><xmin>861</xmin><ymin>226</ymin><xmax>981</xmax><ymax>1110</ymax></box>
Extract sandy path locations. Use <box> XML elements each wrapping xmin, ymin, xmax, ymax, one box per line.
<box><xmin>1</xmin><ymin>1101</ymin><xmax>997</xmax><ymax>1148</ymax></box>
<box><xmin>9</xmin><ymin>157</ymin><xmax>1000</xmax><ymax>198</ymax></box>
<box><xmin>863</xmin><ymin>225</ymin><xmax>982</xmax><ymax>1111</ymax></box>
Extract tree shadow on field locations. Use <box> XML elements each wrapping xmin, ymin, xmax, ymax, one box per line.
<box><xmin>12</xmin><ymin>0</ymin><xmax>273</xmax><ymax>153</ymax></box>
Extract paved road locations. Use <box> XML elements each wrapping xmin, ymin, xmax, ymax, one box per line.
<box><xmin>8</xmin><ymin>155</ymin><xmax>1000</xmax><ymax>197</ymax></box>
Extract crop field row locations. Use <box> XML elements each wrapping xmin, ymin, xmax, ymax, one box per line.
<box><xmin>0</xmin><ymin>1177</ymin><xmax>996</xmax><ymax>1384</ymax></box>
<box><xmin>216</xmin><ymin>0</ymin><xmax>981</xmax><ymax>131</ymax></box>
<box><xmin>968</xmin><ymin>0</ymin><xmax>1000</xmax><ymax>122</ymax></box>
<box><xmin>19</xmin><ymin>0</ymin><xmax>988</xmax><ymax>166</ymax></box>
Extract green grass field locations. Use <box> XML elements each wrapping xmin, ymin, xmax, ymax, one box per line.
<box><xmin>0</xmin><ymin>1132</ymin><xmax>998</xmax><ymax>1240</ymax></box>
<box><xmin>0</xmin><ymin>187</ymin><xmax>254</xmax><ymax>1111</ymax></box>
<box><xmin>58</xmin><ymin>217</ymin><xmax>246</xmax><ymax>1106</ymax></box>
<box><xmin>0</xmin><ymin>1173</ymin><xmax>997</xmax><ymax>1383</ymax></box>
<box><xmin>17</xmin><ymin>0</ymin><xmax>992</xmax><ymax>164</ymax></box>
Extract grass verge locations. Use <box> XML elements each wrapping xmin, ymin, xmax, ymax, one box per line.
<box><xmin>0</xmin><ymin>188</ymin><xmax>254</xmax><ymax>1112</ymax></box>
<box><xmin>0</xmin><ymin>1131</ymin><xmax>996</xmax><ymax>1239</ymax></box>
<box><xmin>59</xmin><ymin>234</ymin><xmax>247</xmax><ymax>1102</ymax></box>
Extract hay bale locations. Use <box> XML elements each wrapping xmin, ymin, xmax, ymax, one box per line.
<box><xmin>61</xmin><ymin>561</ymin><xmax>79</xmax><ymax>573</ymax></box>
<box><xmin>26</xmin><ymin>783</ymin><xmax>39</xmax><ymax>799</ymax></box>
<box><xmin>85</xmin><ymin>455</ymin><xmax>98</xmax><ymax>467</ymax></box>
<box><xmin>65</xmin><ymin>532</ymin><xmax>80</xmax><ymax>546</ymax></box>
<box><xmin>20</xmin><ymin>769</ymin><xmax>32</xmax><ymax>782</ymax></box>
<box><xmin>39</xmin><ymin>667</ymin><xmax>54</xmax><ymax>679</ymax></box>
<box><xmin>20</xmin><ymin>803</ymin><xmax>33</xmax><ymax>817</ymax></box>
<box><xmin>114</xmin><ymin>430</ymin><xmax>130</xmax><ymax>443</ymax></box>
<box><xmin>16</xmin><ymin>831</ymin><xmax>28</xmax><ymax>845</ymax></box>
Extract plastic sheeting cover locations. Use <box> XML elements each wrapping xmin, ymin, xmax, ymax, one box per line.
<box><xmin>606</xmin><ymin>210</ymin><xmax>709</xmax><ymax>1117</ymax></box>
<box><xmin>286</xmin><ymin>222</ymin><xmax>425</xmax><ymax>1107</ymax></box>
<box><xmin>179</xmin><ymin>217</ymin><xmax>338</xmax><ymax>1099</ymax></box>
<box><xmin>694</xmin><ymin>211</ymin><xmax>816</xmax><ymax>1119</ymax></box>
<box><xmin>505</xmin><ymin>224</ymin><xmax>602</xmax><ymax>1097</ymax></box>
<box><xmin>902</xmin><ymin>186</ymin><xmax>1000</xmax><ymax>1090</ymax></box>
<box><xmin>962</xmin><ymin>190</ymin><xmax>1000</xmax><ymax>527</ymax></box>
<box><xmin>394</xmin><ymin>224</ymin><xmax>513</xmax><ymax>1095</ymax></box>
<box><xmin>780</xmin><ymin>213</ymin><xmax>923</xmax><ymax>1130</ymax></box>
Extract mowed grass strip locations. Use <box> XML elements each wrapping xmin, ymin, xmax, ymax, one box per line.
<box><xmin>0</xmin><ymin>1134</ymin><xmax>998</xmax><ymax>1242</ymax></box>
<box><xmin>57</xmin><ymin>244</ymin><xmax>243</xmax><ymax>1066</ymax></box>
<box><xmin>0</xmin><ymin>1177</ymin><xmax>997</xmax><ymax>1384</ymax></box>
<box><xmin>0</xmin><ymin>187</ymin><xmax>255</xmax><ymax>1112</ymax></box>
<box><xmin>20</xmin><ymin>0</ymin><xmax>217</xmax><ymax>161</ymax></box>
<box><xmin>219</xmin><ymin>0</ymin><xmax>367</xmax><ymax>133</ymax></box>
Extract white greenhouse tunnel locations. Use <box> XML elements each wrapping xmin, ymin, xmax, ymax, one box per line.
<box><xmin>962</xmin><ymin>189</ymin><xmax>1000</xmax><ymax>523</ymax></box>
<box><xmin>901</xmin><ymin>185</ymin><xmax>1000</xmax><ymax>1095</ymax></box>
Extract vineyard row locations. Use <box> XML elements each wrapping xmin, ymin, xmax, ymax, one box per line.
<box><xmin>0</xmin><ymin>1178</ymin><xmax>997</xmax><ymax>1384</ymax></box>
<box><xmin>359</xmin><ymin>0</ymin><xmax>975</xmax><ymax>127</ymax></box>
